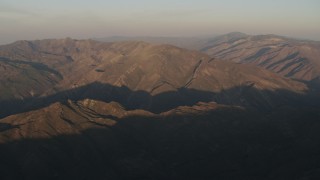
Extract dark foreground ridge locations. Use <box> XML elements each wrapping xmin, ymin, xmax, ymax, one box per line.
<box><xmin>0</xmin><ymin>104</ymin><xmax>320</xmax><ymax>180</ymax></box>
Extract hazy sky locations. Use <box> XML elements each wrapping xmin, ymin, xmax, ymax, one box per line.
<box><xmin>0</xmin><ymin>0</ymin><xmax>319</xmax><ymax>44</ymax></box>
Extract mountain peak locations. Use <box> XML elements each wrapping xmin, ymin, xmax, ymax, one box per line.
<box><xmin>225</xmin><ymin>32</ymin><xmax>248</xmax><ymax>37</ymax></box>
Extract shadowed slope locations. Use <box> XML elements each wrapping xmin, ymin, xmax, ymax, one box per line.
<box><xmin>0</xmin><ymin>81</ymin><xmax>315</xmax><ymax>119</ymax></box>
<box><xmin>0</xmin><ymin>99</ymin><xmax>319</xmax><ymax>180</ymax></box>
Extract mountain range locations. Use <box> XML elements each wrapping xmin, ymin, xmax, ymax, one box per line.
<box><xmin>0</xmin><ymin>33</ymin><xmax>319</xmax><ymax>179</ymax></box>
<box><xmin>98</xmin><ymin>32</ymin><xmax>320</xmax><ymax>86</ymax></box>
<box><xmin>200</xmin><ymin>32</ymin><xmax>320</xmax><ymax>83</ymax></box>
